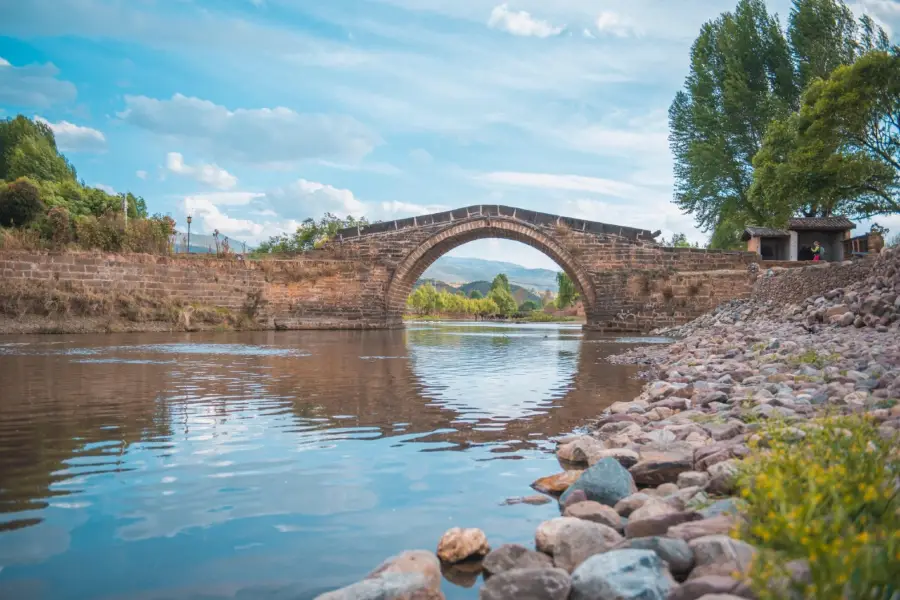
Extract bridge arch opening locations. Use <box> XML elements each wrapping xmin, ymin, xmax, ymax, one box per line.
<box><xmin>385</xmin><ymin>217</ymin><xmax>597</xmax><ymax>325</ymax></box>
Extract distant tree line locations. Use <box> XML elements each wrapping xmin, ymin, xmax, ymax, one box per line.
<box><xmin>408</xmin><ymin>271</ymin><xmax>584</xmax><ymax>318</ymax></box>
<box><xmin>0</xmin><ymin>115</ymin><xmax>174</xmax><ymax>254</ymax></box>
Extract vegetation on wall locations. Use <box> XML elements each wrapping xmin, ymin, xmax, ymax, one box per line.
<box><xmin>0</xmin><ymin>115</ymin><xmax>173</xmax><ymax>253</ymax></box>
<box><xmin>669</xmin><ymin>0</ymin><xmax>898</xmax><ymax>249</ymax></box>
<box><xmin>254</xmin><ymin>213</ymin><xmax>370</xmax><ymax>254</ymax></box>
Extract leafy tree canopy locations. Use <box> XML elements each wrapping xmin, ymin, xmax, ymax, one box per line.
<box><xmin>490</xmin><ymin>273</ymin><xmax>511</xmax><ymax>293</ymax></box>
<box><xmin>487</xmin><ymin>285</ymin><xmax>517</xmax><ymax>317</ymax></box>
<box><xmin>669</xmin><ymin>0</ymin><xmax>894</xmax><ymax>247</ymax></box>
<box><xmin>751</xmin><ymin>51</ymin><xmax>900</xmax><ymax>221</ymax></box>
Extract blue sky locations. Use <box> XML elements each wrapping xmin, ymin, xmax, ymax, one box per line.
<box><xmin>1</xmin><ymin>0</ymin><xmax>898</xmax><ymax>269</ymax></box>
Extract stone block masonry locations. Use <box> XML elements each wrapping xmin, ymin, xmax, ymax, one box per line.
<box><xmin>0</xmin><ymin>251</ymin><xmax>391</xmax><ymax>333</ymax></box>
<box><xmin>326</xmin><ymin>205</ymin><xmax>762</xmax><ymax>332</ymax></box>
<box><xmin>0</xmin><ymin>206</ymin><xmax>770</xmax><ymax>334</ymax></box>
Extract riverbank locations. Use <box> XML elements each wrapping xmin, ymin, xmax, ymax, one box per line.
<box><xmin>320</xmin><ymin>249</ymin><xmax>900</xmax><ymax>599</ymax></box>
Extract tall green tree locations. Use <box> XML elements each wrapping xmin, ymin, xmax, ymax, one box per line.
<box><xmin>751</xmin><ymin>51</ymin><xmax>900</xmax><ymax>220</ymax></box>
<box><xmin>556</xmin><ymin>271</ymin><xmax>578</xmax><ymax>309</ymax></box>
<box><xmin>490</xmin><ymin>273</ymin><xmax>510</xmax><ymax>293</ymax></box>
<box><xmin>669</xmin><ymin>0</ymin><xmax>796</xmax><ymax>239</ymax></box>
<box><xmin>670</xmin><ymin>0</ymin><xmax>891</xmax><ymax>246</ymax></box>
<box><xmin>488</xmin><ymin>286</ymin><xmax>517</xmax><ymax>317</ymax></box>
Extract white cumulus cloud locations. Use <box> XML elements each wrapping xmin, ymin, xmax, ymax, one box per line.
<box><xmin>166</xmin><ymin>152</ymin><xmax>238</xmax><ymax>190</ymax></box>
<box><xmin>488</xmin><ymin>4</ymin><xmax>564</xmax><ymax>38</ymax></box>
<box><xmin>119</xmin><ymin>94</ymin><xmax>380</xmax><ymax>166</ymax></box>
<box><xmin>136</xmin><ymin>170</ymin><xmax>148</xmax><ymax>180</ymax></box>
<box><xmin>35</xmin><ymin>117</ymin><xmax>106</xmax><ymax>152</ymax></box>
<box><xmin>265</xmin><ymin>179</ymin><xmax>367</xmax><ymax>218</ymax></box>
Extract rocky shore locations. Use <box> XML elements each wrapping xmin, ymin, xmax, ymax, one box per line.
<box><xmin>317</xmin><ymin>249</ymin><xmax>900</xmax><ymax>600</ymax></box>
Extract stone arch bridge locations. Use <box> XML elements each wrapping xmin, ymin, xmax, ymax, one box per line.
<box><xmin>265</xmin><ymin>205</ymin><xmax>758</xmax><ymax>332</ymax></box>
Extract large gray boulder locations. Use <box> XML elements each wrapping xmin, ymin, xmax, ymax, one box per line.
<box><xmin>479</xmin><ymin>568</ymin><xmax>571</xmax><ymax>600</ymax></box>
<box><xmin>560</xmin><ymin>457</ymin><xmax>636</xmax><ymax>507</ymax></box>
<box><xmin>570</xmin><ymin>549</ymin><xmax>675</xmax><ymax>600</ymax></box>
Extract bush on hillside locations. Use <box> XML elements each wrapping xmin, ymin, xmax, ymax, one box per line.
<box><xmin>0</xmin><ymin>178</ymin><xmax>44</xmax><ymax>227</ymax></box>
<box><xmin>74</xmin><ymin>213</ymin><xmax>174</xmax><ymax>254</ymax></box>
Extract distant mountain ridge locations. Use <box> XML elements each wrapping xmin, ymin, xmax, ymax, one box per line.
<box><xmin>415</xmin><ymin>279</ymin><xmax>544</xmax><ymax>306</ymax></box>
<box><xmin>421</xmin><ymin>256</ymin><xmax>559</xmax><ymax>291</ymax></box>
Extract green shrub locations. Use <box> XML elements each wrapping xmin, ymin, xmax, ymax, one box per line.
<box><xmin>736</xmin><ymin>417</ymin><xmax>900</xmax><ymax>599</ymax></box>
<box><xmin>0</xmin><ymin>177</ymin><xmax>44</xmax><ymax>227</ymax></box>
<box><xmin>73</xmin><ymin>213</ymin><xmax>174</xmax><ymax>254</ymax></box>
<box><xmin>45</xmin><ymin>206</ymin><xmax>73</xmax><ymax>247</ymax></box>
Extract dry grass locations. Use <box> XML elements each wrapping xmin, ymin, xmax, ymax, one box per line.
<box><xmin>0</xmin><ymin>228</ymin><xmax>45</xmax><ymax>251</ymax></box>
<box><xmin>258</xmin><ymin>259</ymin><xmax>357</xmax><ymax>283</ymax></box>
<box><xmin>0</xmin><ymin>280</ymin><xmax>260</xmax><ymax>331</ymax></box>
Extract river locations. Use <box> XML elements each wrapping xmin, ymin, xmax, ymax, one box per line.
<box><xmin>0</xmin><ymin>323</ymin><xmax>651</xmax><ymax>599</ymax></box>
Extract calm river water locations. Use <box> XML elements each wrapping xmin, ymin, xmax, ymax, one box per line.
<box><xmin>0</xmin><ymin>323</ymin><xmax>650</xmax><ymax>600</ymax></box>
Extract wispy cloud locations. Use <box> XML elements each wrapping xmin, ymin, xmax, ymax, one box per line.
<box><xmin>119</xmin><ymin>94</ymin><xmax>380</xmax><ymax>167</ymax></box>
<box><xmin>488</xmin><ymin>4</ymin><xmax>564</xmax><ymax>38</ymax></box>
<box><xmin>0</xmin><ymin>58</ymin><xmax>76</xmax><ymax>108</ymax></box>
<box><xmin>476</xmin><ymin>171</ymin><xmax>639</xmax><ymax>199</ymax></box>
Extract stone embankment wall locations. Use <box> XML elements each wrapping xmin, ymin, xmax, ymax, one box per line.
<box><xmin>0</xmin><ymin>251</ymin><xmax>390</xmax><ymax>333</ymax></box>
<box><xmin>753</xmin><ymin>258</ymin><xmax>877</xmax><ymax>306</ymax></box>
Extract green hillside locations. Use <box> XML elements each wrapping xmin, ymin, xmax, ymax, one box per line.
<box><xmin>414</xmin><ymin>279</ymin><xmax>543</xmax><ymax>305</ymax></box>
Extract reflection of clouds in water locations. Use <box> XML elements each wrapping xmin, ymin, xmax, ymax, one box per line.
<box><xmin>407</xmin><ymin>326</ymin><xmax>580</xmax><ymax>420</ymax></box>
<box><xmin>0</xmin><ymin>524</ymin><xmax>70</xmax><ymax>566</ymax></box>
<box><xmin>115</xmin><ymin>401</ymin><xmax>379</xmax><ymax>542</ymax></box>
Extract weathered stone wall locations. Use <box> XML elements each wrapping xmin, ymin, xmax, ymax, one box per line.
<box><xmin>753</xmin><ymin>258</ymin><xmax>877</xmax><ymax>306</ymax></box>
<box><xmin>0</xmin><ymin>251</ymin><xmax>386</xmax><ymax>332</ymax></box>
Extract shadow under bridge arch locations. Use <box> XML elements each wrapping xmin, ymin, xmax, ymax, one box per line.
<box><xmin>384</xmin><ymin>217</ymin><xmax>597</xmax><ymax>323</ymax></box>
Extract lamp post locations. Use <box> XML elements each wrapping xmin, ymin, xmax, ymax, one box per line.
<box><xmin>186</xmin><ymin>215</ymin><xmax>193</xmax><ymax>254</ymax></box>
